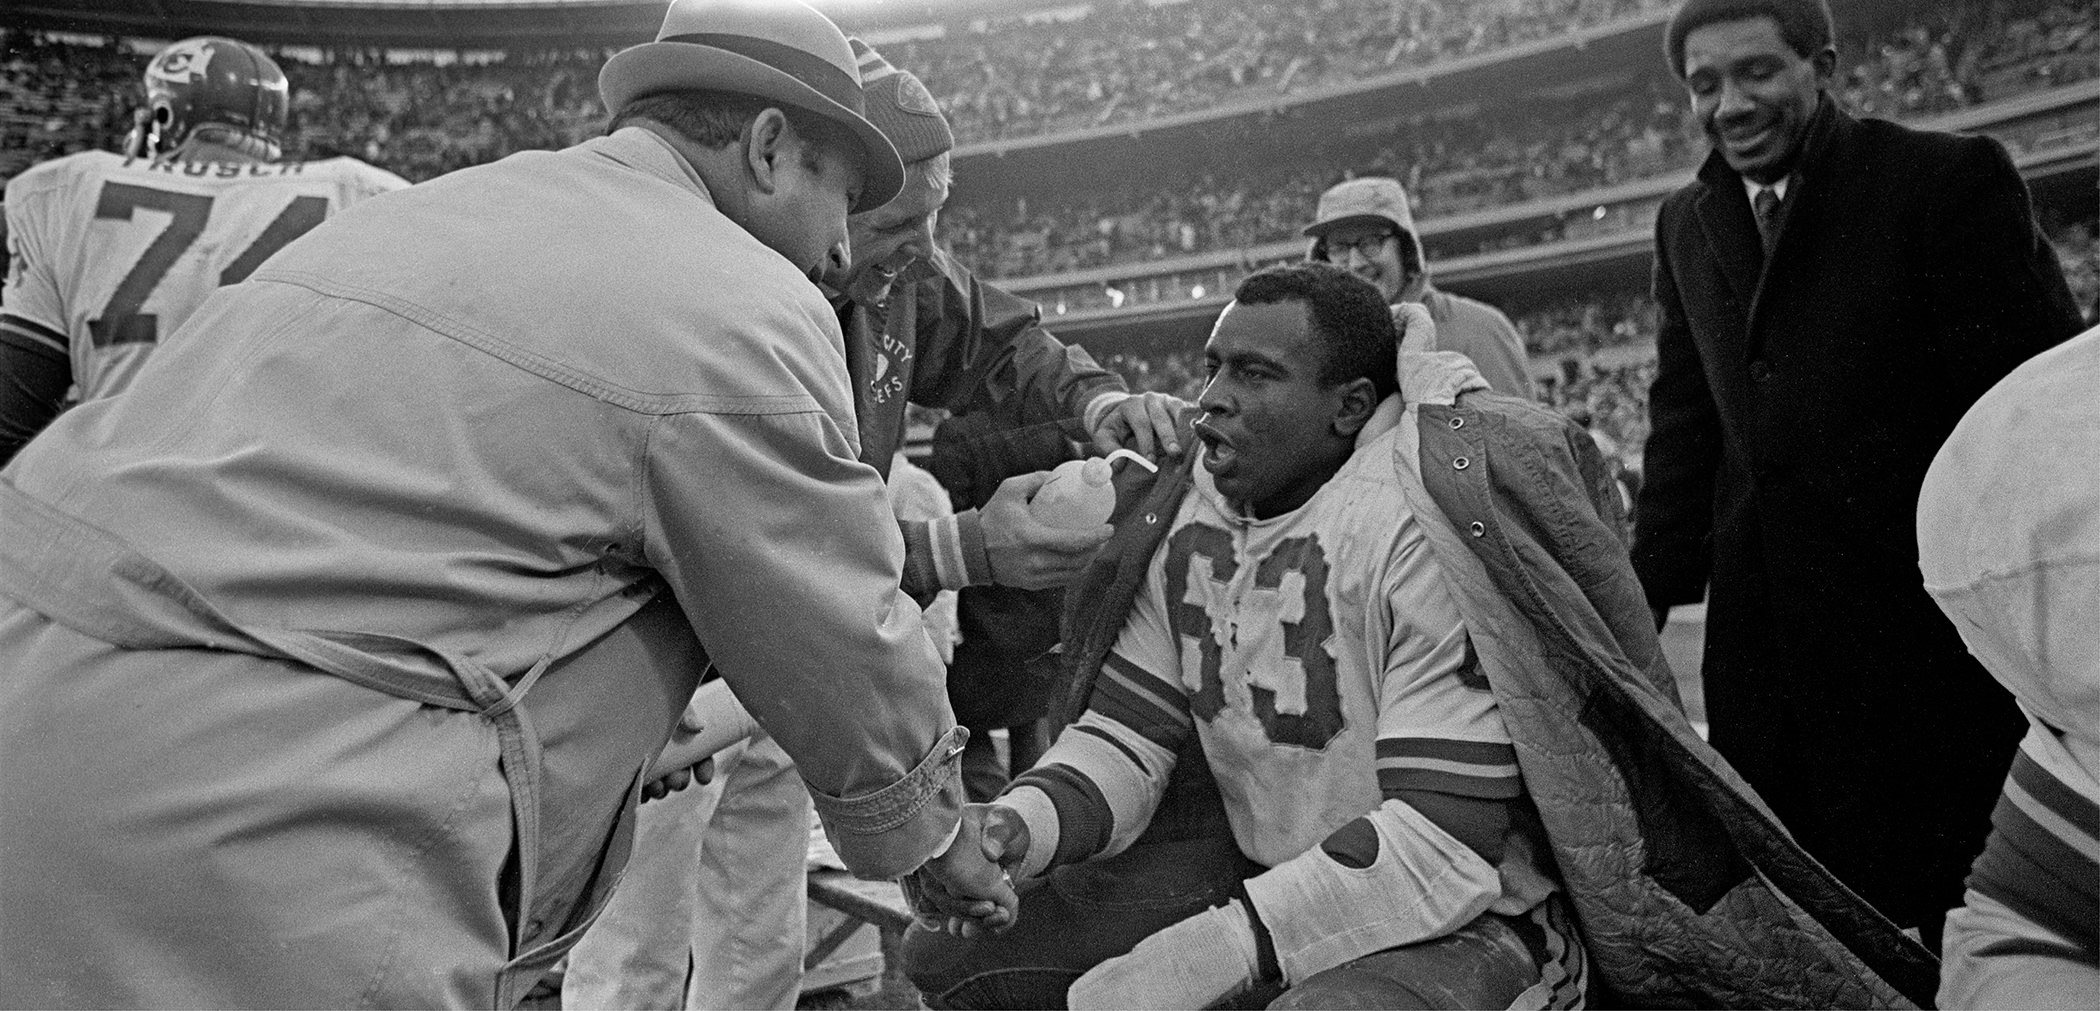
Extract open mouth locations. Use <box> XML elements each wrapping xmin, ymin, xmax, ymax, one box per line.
<box><xmin>1193</xmin><ymin>419</ymin><xmax>1238</xmax><ymax>474</ymax></box>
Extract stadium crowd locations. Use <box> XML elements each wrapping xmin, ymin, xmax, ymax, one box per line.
<box><xmin>887</xmin><ymin>0</ymin><xmax>1675</xmax><ymax>142</ymax></box>
<box><xmin>6</xmin><ymin>0</ymin><xmax>2092</xmax><ymax>253</ymax></box>
<box><xmin>5</xmin><ymin>0</ymin><xmax>2092</xmax><ymax>485</ymax></box>
<box><xmin>895</xmin><ymin>0</ymin><xmax>2096</xmax><ymax>143</ymax></box>
<box><xmin>940</xmin><ymin>79</ymin><xmax>1699</xmax><ymax>279</ymax></box>
<box><xmin>938</xmin><ymin>0</ymin><xmax>2097</xmax><ymax>279</ymax></box>
<box><xmin>280</xmin><ymin>49</ymin><xmax>607</xmax><ymax>181</ymax></box>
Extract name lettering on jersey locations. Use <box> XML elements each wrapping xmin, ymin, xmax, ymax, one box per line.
<box><xmin>1163</xmin><ymin>522</ymin><xmax>1344</xmax><ymax>750</ymax></box>
<box><xmin>120</xmin><ymin>157</ymin><xmax>308</xmax><ymax>178</ymax></box>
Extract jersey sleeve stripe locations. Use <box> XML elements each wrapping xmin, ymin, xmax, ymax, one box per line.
<box><xmin>1094</xmin><ymin>651</ymin><xmax>1193</xmax><ymax>746</ymax></box>
<box><xmin>1379</xmin><ymin>764</ymin><xmax>1525</xmax><ymax>800</ymax></box>
<box><xmin>1967</xmin><ymin>774</ymin><xmax>2099</xmax><ymax>957</ymax></box>
<box><xmin>1379</xmin><ymin>738</ymin><xmax>1523</xmax><ymax>798</ymax></box>
<box><xmin>1376</xmin><ymin>737</ymin><xmax>1517</xmax><ymax>765</ymax></box>
<box><xmin>0</xmin><ymin>314</ymin><xmax>69</xmax><ymax>357</ymax></box>
<box><xmin>1012</xmin><ymin>763</ymin><xmax>1116</xmax><ymax>867</ymax></box>
<box><xmin>2007</xmin><ymin>749</ymin><xmax>2100</xmax><ymax>846</ymax></box>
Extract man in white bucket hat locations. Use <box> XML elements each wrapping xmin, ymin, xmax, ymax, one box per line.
<box><xmin>1304</xmin><ymin>177</ymin><xmax>1533</xmax><ymax>399</ymax></box>
<box><xmin>0</xmin><ymin>0</ymin><xmax>1016</xmax><ymax>1006</ymax></box>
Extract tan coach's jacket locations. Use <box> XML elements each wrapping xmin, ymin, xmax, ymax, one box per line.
<box><xmin>1059</xmin><ymin>351</ymin><xmax>1940</xmax><ymax>1008</ymax></box>
<box><xmin>0</xmin><ymin>127</ymin><xmax>961</xmax><ymax>1008</ymax></box>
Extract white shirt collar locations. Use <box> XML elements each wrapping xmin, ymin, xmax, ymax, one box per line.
<box><xmin>1743</xmin><ymin>175</ymin><xmax>1790</xmax><ymax>204</ymax></box>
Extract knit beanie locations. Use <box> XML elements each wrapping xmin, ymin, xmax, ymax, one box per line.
<box><xmin>850</xmin><ymin>38</ymin><xmax>953</xmax><ymax>164</ymax></box>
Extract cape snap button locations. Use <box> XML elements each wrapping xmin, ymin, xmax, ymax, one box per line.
<box><xmin>1469</xmin><ymin>521</ymin><xmax>1486</xmax><ymax>537</ymax></box>
<box><xmin>1453</xmin><ymin>456</ymin><xmax>1470</xmax><ymax>470</ymax></box>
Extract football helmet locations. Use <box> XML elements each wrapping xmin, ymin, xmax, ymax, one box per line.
<box><xmin>126</xmin><ymin>36</ymin><xmax>289</xmax><ymax>160</ymax></box>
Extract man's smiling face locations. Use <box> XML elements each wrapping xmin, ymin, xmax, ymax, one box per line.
<box><xmin>831</xmin><ymin>156</ymin><xmax>950</xmax><ymax>304</ymax></box>
<box><xmin>1682</xmin><ymin>16</ymin><xmax>1832</xmax><ymax>184</ymax></box>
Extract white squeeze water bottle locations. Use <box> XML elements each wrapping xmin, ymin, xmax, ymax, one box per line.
<box><xmin>1030</xmin><ymin>449</ymin><xmax>1159</xmax><ymax>528</ymax></box>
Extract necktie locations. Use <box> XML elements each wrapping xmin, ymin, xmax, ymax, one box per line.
<box><xmin>1753</xmin><ymin>186</ymin><xmax>1782</xmax><ymax>254</ymax></box>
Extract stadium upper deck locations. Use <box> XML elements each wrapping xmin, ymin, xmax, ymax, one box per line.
<box><xmin>6</xmin><ymin>0</ymin><xmax>2094</xmax><ymax>352</ymax></box>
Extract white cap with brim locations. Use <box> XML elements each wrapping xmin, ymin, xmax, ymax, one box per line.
<box><xmin>1302</xmin><ymin>176</ymin><xmax>1417</xmax><ymax>238</ymax></box>
<box><xmin>599</xmin><ymin>0</ymin><xmax>904</xmax><ymax>212</ymax></box>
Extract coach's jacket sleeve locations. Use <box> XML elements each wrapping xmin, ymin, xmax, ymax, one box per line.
<box><xmin>1630</xmin><ymin>205</ymin><xmax>1721</xmax><ymax>610</ymax></box>
<box><xmin>891</xmin><ymin>246</ymin><xmax>1126</xmax><ymax>598</ymax></box>
<box><xmin>907</xmin><ymin>245</ymin><xmax>1125</xmax><ymax>427</ymax></box>
<box><xmin>639</xmin><ymin>405</ymin><xmax>965</xmax><ymax>880</ymax></box>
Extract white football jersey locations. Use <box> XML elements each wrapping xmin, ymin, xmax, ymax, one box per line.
<box><xmin>2</xmin><ymin>150</ymin><xmax>407</xmax><ymax>400</ymax></box>
<box><xmin>1048</xmin><ymin>405</ymin><xmax>1518</xmax><ymax>868</ymax></box>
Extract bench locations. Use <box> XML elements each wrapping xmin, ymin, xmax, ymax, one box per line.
<box><xmin>805</xmin><ymin>869</ymin><xmax>918</xmax><ymax>1003</ymax></box>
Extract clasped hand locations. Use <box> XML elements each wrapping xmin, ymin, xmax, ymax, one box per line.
<box><xmin>903</xmin><ymin>803</ymin><xmax>1031</xmax><ymax>937</ymax></box>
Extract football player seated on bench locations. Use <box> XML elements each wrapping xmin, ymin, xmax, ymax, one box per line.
<box><xmin>903</xmin><ymin>262</ymin><xmax>1586</xmax><ymax>1010</ymax></box>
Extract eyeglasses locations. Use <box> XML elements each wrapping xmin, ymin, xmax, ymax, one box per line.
<box><xmin>1323</xmin><ymin>232</ymin><xmax>1397</xmax><ymax>261</ymax></box>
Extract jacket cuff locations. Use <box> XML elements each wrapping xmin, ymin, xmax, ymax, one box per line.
<box><xmin>902</xmin><ymin>511</ymin><xmax>993</xmax><ymax>598</ymax></box>
<box><xmin>808</xmin><ymin>725</ymin><xmax>970</xmax><ymax>880</ymax></box>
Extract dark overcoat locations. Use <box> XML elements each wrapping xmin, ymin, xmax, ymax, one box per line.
<box><xmin>1631</xmin><ymin>96</ymin><xmax>2084</xmax><ymax>931</ymax></box>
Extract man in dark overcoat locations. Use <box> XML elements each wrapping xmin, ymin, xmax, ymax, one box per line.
<box><xmin>1633</xmin><ymin>0</ymin><xmax>2084</xmax><ymax>947</ymax></box>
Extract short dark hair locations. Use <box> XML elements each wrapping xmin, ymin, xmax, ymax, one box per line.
<box><xmin>1664</xmin><ymin>0</ymin><xmax>1835</xmax><ymax>78</ymax></box>
<box><xmin>609</xmin><ymin>90</ymin><xmax>851</xmax><ymax>156</ymax></box>
<box><xmin>1233</xmin><ymin>263</ymin><xmax>1399</xmax><ymax>404</ymax></box>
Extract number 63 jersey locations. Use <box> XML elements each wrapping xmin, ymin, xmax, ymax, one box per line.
<box><xmin>2</xmin><ymin>150</ymin><xmax>407</xmax><ymax>402</ymax></box>
<box><xmin>1043</xmin><ymin>410</ymin><xmax>1519</xmax><ymax>869</ymax></box>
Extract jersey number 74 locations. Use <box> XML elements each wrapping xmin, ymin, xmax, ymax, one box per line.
<box><xmin>89</xmin><ymin>182</ymin><xmax>328</xmax><ymax>346</ymax></box>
